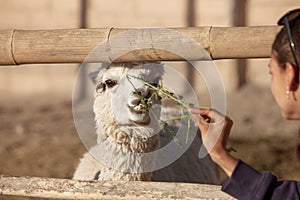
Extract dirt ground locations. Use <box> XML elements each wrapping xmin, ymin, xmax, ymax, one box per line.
<box><xmin>0</xmin><ymin>98</ymin><xmax>85</xmax><ymax>179</ymax></box>
<box><xmin>1</xmin><ymin>85</ymin><xmax>300</xmax><ymax>199</ymax></box>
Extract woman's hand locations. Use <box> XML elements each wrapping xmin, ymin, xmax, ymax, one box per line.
<box><xmin>188</xmin><ymin>108</ymin><xmax>232</xmax><ymax>159</ymax></box>
<box><xmin>188</xmin><ymin>108</ymin><xmax>238</xmax><ymax>177</ymax></box>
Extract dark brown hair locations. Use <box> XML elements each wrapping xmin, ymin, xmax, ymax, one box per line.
<box><xmin>272</xmin><ymin>18</ymin><xmax>300</xmax><ymax>69</ymax></box>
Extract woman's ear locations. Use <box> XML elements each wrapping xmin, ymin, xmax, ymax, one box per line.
<box><xmin>286</xmin><ymin>62</ymin><xmax>299</xmax><ymax>92</ymax></box>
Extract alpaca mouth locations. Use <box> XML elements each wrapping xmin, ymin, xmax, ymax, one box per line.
<box><xmin>128</xmin><ymin>103</ymin><xmax>149</xmax><ymax>114</ymax></box>
<box><xmin>134</xmin><ymin>104</ymin><xmax>147</xmax><ymax>112</ymax></box>
<box><xmin>127</xmin><ymin>103</ymin><xmax>152</xmax><ymax>125</ymax></box>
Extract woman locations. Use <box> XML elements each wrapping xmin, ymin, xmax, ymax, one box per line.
<box><xmin>189</xmin><ymin>9</ymin><xmax>300</xmax><ymax>199</ymax></box>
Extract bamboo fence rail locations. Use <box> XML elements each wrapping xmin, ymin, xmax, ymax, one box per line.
<box><xmin>0</xmin><ymin>175</ymin><xmax>234</xmax><ymax>199</ymax></box>
<box><xmin>0</xmin><ymin>26</ymin><xmax>281</xmax><ymax>65</ymax></box>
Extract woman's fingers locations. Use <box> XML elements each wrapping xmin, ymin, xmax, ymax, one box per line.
<box><xmin>188</xmin><ymin>107</ymin><xmax>211</xmax><ymax>117</ymax></box>
<box><xmin>188</xmin><ymin>107</ymin><xmax>211</xmax><ymax>123</ymax></box>
<box><xmin>188</xmin><ymin>107</ymin><xmax>224</xmax><ymax>123</ymax></box>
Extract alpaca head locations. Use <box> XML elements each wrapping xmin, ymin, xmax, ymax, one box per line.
<box><xmin>93</xmin><ymin>62</ymin><xmax>164</xmax><ymax>132</ymax></box>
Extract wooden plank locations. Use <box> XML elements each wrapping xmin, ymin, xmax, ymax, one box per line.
<box><xmin>0</xmin><ymin>26</ymin><xmax>281</xmax><ymax>65</ymax></box>
<box><xmin>0</xmin><ymin>175</ymin><xmax>234</xmax><ymax>199</ymax></box>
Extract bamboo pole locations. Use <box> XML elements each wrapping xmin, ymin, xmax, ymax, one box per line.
<box><xmin>0</xmin><ymin>175</ymin><xmax>234</xmax><ymax>199</ymax></box>
<box><xmin>0</xmin><ymin>26</ymin><xmax>281</xmax><ymax>65</ymax></box>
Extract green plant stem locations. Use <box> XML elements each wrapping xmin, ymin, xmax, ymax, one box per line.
<box><xmin>186</xmin><ymin>116</ymin><xmax>191</xmax><ymax>144</ymax></box>
<box><xmin>127</xmin><ymin>75</ymin><xmax>189</xmax><ymax>109</ymax></box>
<box><xmin>149</xmin><ymin>108</ymin><xmax>181</xmax><ymax>145</ymax></box>
<box><xmin>164</xmin><ymin>115</ymin><xmax>188</xmax><ymax>122</ymax></box>
<box><xmin>127</xmin><ymin>74</ymin><xmax>209</xmax><ymax>144</ymax></box>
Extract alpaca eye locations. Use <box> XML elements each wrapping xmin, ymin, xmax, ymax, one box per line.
<box><xmin>104</xmin><ymin>79</ymin><xmax>117</xmax><ymax>88</ymax></box>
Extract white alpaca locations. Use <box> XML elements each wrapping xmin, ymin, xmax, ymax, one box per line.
<box><xmin>74</xmin><ymin>62</ymin><xmax>163</xmax><ymax>181</ymax></box>
<box><xmin>73</xmin><ymin>62</ymin><xmax>220</xmax><ymax>184</ymax></box>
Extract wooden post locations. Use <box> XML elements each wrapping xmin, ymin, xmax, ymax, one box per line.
<box><xmin>233</xmin><ymin>0</ymin><xmax>248</xmax><ymax>89</ymax></box>
<box><xmin>0</xmin><ymin>26</ymin><xmax>281</xmax><ymax>65</ymax></box>
<box><xmin>186</xmin><ymin>0</ymin><xmax>197</xmax><ymax>89</ymax></box>
<box><xmin>0</xmin><ymin>176</ymin><xmax>234</xmax><ymax>199</ymax></box>
<box><xmin>76</xmin><ymin>0</ymin><xmax>89</xmax><ymax>102</ymax></box>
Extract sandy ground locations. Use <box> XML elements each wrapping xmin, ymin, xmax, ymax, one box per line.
<box><xmin>0</xmin><ymin>98</ymin><xmax>85</xmax><ymax>179</ymax></box>
<box><xmin>0</xmin><ymin>85</ymin><xmax>300</xmax><ymax>199</ymax></box>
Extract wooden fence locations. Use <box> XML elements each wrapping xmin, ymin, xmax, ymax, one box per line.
<box><xmin>0</xmin><ymin>175</ymin><xmax>234</xmax><ymax>199</ymax></box>
<box><xmin>0</xmin><ymin>26</ymin><xmax>280</xmax><ymax>65</ymax></box>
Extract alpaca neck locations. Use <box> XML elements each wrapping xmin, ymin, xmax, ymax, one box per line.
<box><xmin>96</xmin><ymin>121</ymin><xmax>160</xmax><ymax>153</ymax></box>
<box><xmin>92</xmin><ymin>120</ymin><xmax>159</xmax><ymax>178</ymax></box>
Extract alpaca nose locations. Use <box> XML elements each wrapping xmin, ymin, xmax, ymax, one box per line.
<box><xmin>129</xmin><ymin>86</ymin><xmax>151</xmax><ymax>106</ymax></box>
<box><xmin>137</xmin><ymin>86</ymin><xmax>151</xmax><ymax>97</ymax></box>
<box><xmin>129</xmin><ymin>97</ymin><xmax>141</xmax><ymax>107</ymax></box>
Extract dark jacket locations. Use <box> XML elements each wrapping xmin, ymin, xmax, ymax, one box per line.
<box><xmin>222</xmin><ymin>160</ymin><xmax>300</xmax><ymax>200</ymax></box>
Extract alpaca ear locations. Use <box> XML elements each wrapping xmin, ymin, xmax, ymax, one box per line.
<box><xmin>88</xmin><ymin>70</ymin><xmax>99</xmax><ymax>85</ymax></box>
<box><xmin>89</xmin><ymin>63</ymin><xmax>110</xmax><ymax>85</ymax></box>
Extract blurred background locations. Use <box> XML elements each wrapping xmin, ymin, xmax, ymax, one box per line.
<box><xmin>0</xmin><ymin>0</ymin><xmax>300</xmax><ymax>192</ymax></box>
